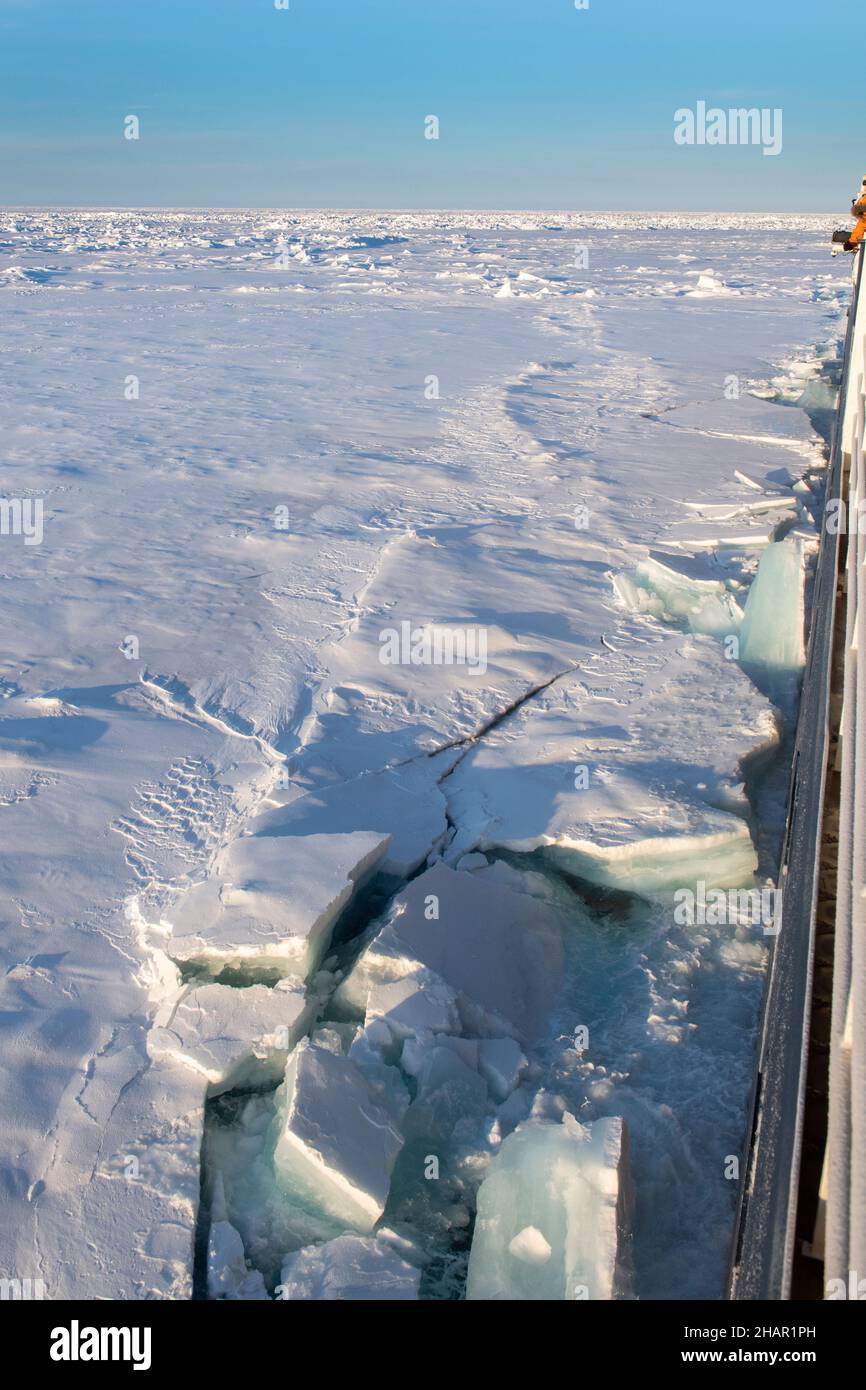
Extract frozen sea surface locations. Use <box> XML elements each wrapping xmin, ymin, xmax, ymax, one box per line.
<box><xmin>0</xmin><ymin>210</ymin><xmax>849</xmax><ymax>1299</ymax></box>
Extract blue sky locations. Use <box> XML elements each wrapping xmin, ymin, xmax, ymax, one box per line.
<box><xmin>0</xmin><ymin>0</ymin><xmax>862</xmax><ymax>210</ymax></box>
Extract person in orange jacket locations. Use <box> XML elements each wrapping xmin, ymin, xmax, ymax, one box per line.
<box><xmin>844</xmin><ymin>176</ymin><xmax>866</xmax><ymax>251</ymax></box>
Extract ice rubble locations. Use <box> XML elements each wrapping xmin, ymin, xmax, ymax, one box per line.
<box><xmin>278</xmin><ymin>1234</ymin><xmax>421</xmax><ymax>1301</ymax></box>
<box><xmin>210</xmin><ymin>864</ymin><xmax>566</xmax><ymax>1289</ymax></box>
<box><xmin>207</xmin><ymin>1175</ymin><xmax>268</xmax><ymax>1300</ymax></box>
<box><xmin>164</xmin><ymin>830</ymin><xmax>390</xmax><ymax>977</ymax></box>
<box><xmin>613</xmin><ymin>558</ymin><xmax>743</xmax><ymax>639</ymax></box>
<box><xmin>614</xmin><ymin>536</ymin><xmax>808</xmax><ymax>706</ymax></box>
<box><xmin>467</xmin><ymin>1115</ymin><xmax>632</xmax><ymax>1301</ymax></box>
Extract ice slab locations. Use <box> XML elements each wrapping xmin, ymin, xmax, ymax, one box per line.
<box><xmin>443</xmin><ymin>632</ymin><xmax>775</xmax><ymax>894</ymax></box>
<box><xmin>337</xmin><ymin>862</ymin><xmax>566</xmax><ymax>1043</ymax></box>
<box><xmin>478</xmin><ymin>1038</ymin><xmax>528</xmax><ymax>1101</ymax></box>
<box><xmin>250</xmin><ymin>756</ymin><xmax>453</xmax><ymax>879</ymax></box>
<box><xmin>147</xmin><ymin>980</ymin><xmax>312</xmax><ymax>1093</ymax></box>
<box><xmin>164</xmin><ymin>830</ymin><xmax>390</xmax><ymax>976</ymax></box>
<box><xmin>364</xmin><ymin>971</ymin><xmax>461</xmax><ymax>1043</ymax></box>
<box><xmin>278</xmin><ymin>1234</ymin><xmax>420</xmax><ymax>1301</ymax></box>
<box><xmin>739</xmin><ymin>535</ymin><xmax>807</xmax><ymax>699</ymax></box>
<box><xmin>466</xmin><ymin>1115</ymin><xmax>632</xmax><ymax>1301</ymax></box>
<box><xmin>656</xmin><ymin>393</ymin><xmax>821</xmax><ymax>454</ymax></box>
<box><xmin>272</xmin><ymin>1041</ymin><xmax>405</xmax><ymax>1233</ymax></box>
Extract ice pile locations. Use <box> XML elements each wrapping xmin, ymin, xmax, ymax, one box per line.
<box><xmin>614</xmin><ymin>536</ymin><xmax>808</xmax><ymax>707</ymax></box>
<box><xmin>613</xmin><ymin>557</ymin><xmax>743</xmax><ymax>639</ymax></box>
<box><xmin>261</xmin><ymin>864</ymin><xmax>565</xmax><ymax>1241</ymax></box>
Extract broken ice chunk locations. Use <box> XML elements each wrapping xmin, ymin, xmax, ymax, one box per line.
<box><xmin>207</xmin><ymin>1176</ymin><xmax>269</xmax><ymax>1300</ymax></box>
<box><xmin>400</xmin><ymin>1033</ymin><xmax>479</xmax><ymax>1079</ymax></box>
<box><xmin>400</xmin><ymin>1045</ymin><xmax>490</xmax><ymax>1150</ymax></box>
<box><xmin>614</xmin><ymin>558</ymin><xmax>744</xmax><ymax>638</ymax></box>
<box><xmin>466</xmin><ymin>1115</ymin><xmax>633</xmax><ymax>1301</ymax></box>
<box><xmin>147</xmin><ymin>980</ymin><xmax>311</xmax><ymax>1093</ymax></box>
<box><xmin>272</xmin><ymin>1041</ymin><xmax>404</xmax><ymax>1233</ymax></box>
<box><xmin>277</xmin><ymin>1234</ymin><xmax>420</xmax><ymax>1301</ymax></box>
<box><xmin>164</xmin><ymin>830</ymin><xmax>390</xmax><ymax>979</ymax></box>
<box><xmin>337</xmin><ymin>863</ymin><xmax>565</xmax><ymax>1043</ymax></box>
<box><xmin>364</xmin><ymin>970</ymin><xmax>461</xmax><ymax>1044</ymax></box>
<box><xmin>738</xmin><ymin>535</ymin><xmax>806</xmax><ymax>700</ymax></box>
<box><xmin>478</xmin><ymin>1037</ymin><xmax>527</xmax><ymax>1101</ymax></box>
<box><xmin>455</xmin><ymin>852</ymin><xmax>488</xmax><ymax>872</ymax></box>
<box><xmin>509</xmin><ymin>1226</ymin><xmax>552</xmax><ymax>1266</ymax></box>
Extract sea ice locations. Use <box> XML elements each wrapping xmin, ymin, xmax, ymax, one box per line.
<box><xmin>251</xmin><ymin>755</ymin><xmax>454</xmax><ymax>878</ymax></box>
<box><xmin>466</xmin><ymin>1115</ymin><xmax>632</xmax><ymax>1301</ymax></box>
<box><xmin>0</xmin><ymin>209</ymin><xmax>841</xmax><ymax>1300</ymax></box>
<box><xmin>271</xmin><ymin>1040</ymin><xmax>405</xmax><ymax>1232</ymax></box>
<box><xmin>164</xmin><ymin>830</ymin><xmax>390</xmax><ymax>977</ymax></box>
<box><xmin>278</xmin><ymin>1234</ymin><xmax>420</xmax><ymax>1301</ymax></box>
<box><xmin>738</xmin><ymin>535</ymin><xmax>808</xmax><ymax>699</ymax></box>
<box><xmin>147</xmin><ymin>980</ymin><xmax>311</xmax><ymax>1092</ymax></box>
<box><xmin>442</xmin><ymin>631</ymin><xmax>776</xmax><ymax>895</ymax></box>
<box><xmin>336</xmin><ymin>862</ymin><xmax>566</xmax><ymax>1042</ymax></box>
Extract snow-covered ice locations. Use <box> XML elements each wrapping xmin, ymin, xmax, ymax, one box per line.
<box><xmin>0</xmin><ymin>209</ymin><xmax>848</xmax><ymax>1299</ymax></box>
<box><xmin>163</xmin><ymin>829</ymin><xmax>390</xmax><ymax>977</ymax></box>
<box><xmin>147</xmin><ymin>978</ymin><xmax>311</xmax><ymax>1091</ymax></box>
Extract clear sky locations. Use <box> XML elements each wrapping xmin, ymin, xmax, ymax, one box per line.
<box><xmin>0</xmin><ymin>0</ymin><xmax>863</xmax><ymax>211</ymax></box>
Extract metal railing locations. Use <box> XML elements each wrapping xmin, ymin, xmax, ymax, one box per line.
<box><xmin>824</xmin><ymin>245</ymin><xmax>866</xmax><ymax>1293</ymax></box>
<box><xmin>729</xmin><ymin>246</ymin><xmax>864</xmax><ymax>1300</ymax></box>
